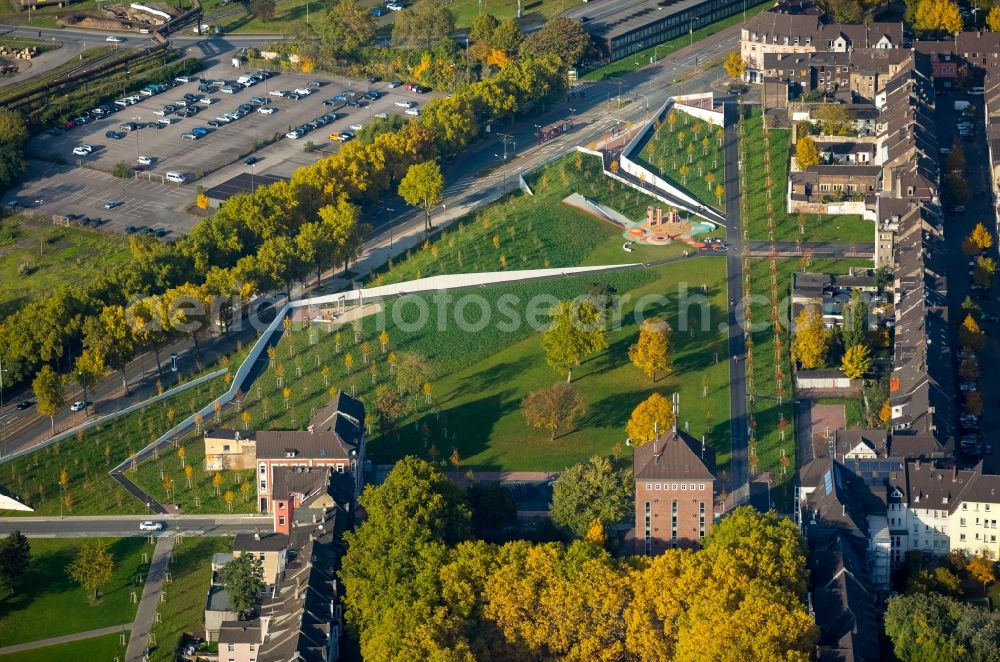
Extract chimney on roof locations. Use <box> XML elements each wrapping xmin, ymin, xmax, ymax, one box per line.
<box><xmin>916</xmin><ymin>459</ymin><xmax>921</xmax><ymax>470</ymax></box>
<box><xmin>308</xmin><ymin>425</ymin><xmax>315</xmax><ymax>434</ymax></box>
<box><xmin>953</xmin><ymin>464</ymin><xmax>958</xmax><ymax>482</ymax></box>
<box><xmin>672</xmin><ymin>393</ymin><xmax>679</xmax><ymax>438</ymax></box>
<box><xmin>842</xmin><ymin>504</ymin><xmax>846</xmax><ymax>516</ymax></box>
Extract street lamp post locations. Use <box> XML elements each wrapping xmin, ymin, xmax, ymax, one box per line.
<box><xmin>651</xmin><ymin>45</ymin><xmax>661</xmax><ymax>64</ymax></box>
<box><xmin>0</xmin><ymin>355</ymin><xmax>6</xmax><ymax>407</ymax></box>
<box><xmin>250</xmin><ymin>162</ymin><xmax>256</xmax><ymax>192</ymax></box>
<box><xmin>689</xmin><ymin>16</ymin><xmax>700</xmax><ymax>47</ymax></box>
<box><xmin>132</xmin><ymin>116</ymin><xmax>141</xmax><ymax>161</ymax></box>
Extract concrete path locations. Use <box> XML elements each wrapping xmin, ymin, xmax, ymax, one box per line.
<box><xmin>125</xmin><ymin>535</ymin><xmax>175</xmax><ymax>662</ymax></box>
<box><xmin>0</xmin><ymin>624</ymin><xmax>128</xmax><ymax>656</ymax></box>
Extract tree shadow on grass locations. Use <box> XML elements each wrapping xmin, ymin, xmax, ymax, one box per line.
<box><xmin>581</xmin><ymin>388</ymin><xmax>656</xmax><ymax>432</ymax></box>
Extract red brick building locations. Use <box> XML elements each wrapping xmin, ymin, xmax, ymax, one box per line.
<box><xmin>633</xmin><ymin>425</ymin><xmax>716</xmax><ymax>554</ymax></box>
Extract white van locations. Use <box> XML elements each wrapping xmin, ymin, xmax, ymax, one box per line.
<box><xmin>237</xmin><ymin>75</ymin><xmax>254</xmax><ymax>85</ymax></box>
<box><xmin>165</xmin><ymin>172</ymin><xmax>188</xmax><ymax>184</ymax></box>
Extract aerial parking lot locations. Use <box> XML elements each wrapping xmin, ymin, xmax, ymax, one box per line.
<box><xmin>6</xmin><ymin>53</ymin><xmax>438</xmax><ymax>236</ymax></box>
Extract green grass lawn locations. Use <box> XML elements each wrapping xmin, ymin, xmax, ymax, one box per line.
<box><xmin>0</xmin><ymin>634</ymin><xmax>126</xmax><ymax>662</ymax></box>
<box><xmin>0</xmin><ymin>537</ymin><xmax>147</xmax><ymax>647</ymax></box>
<box><xmin>147</xmin><ymin>537</ymin><xmax>230</xmax><ymax>662</ymax></box>
<box><xmin>371</xmin><ymin>152</ymin><xmax>707</xmax><ymax>287</ymax></box>
<box><xmin>138</xmin><ymin>259</ymin><xmax>729</xmax><ymax>484</ymax></box>
<box><xmin>583</xmin><ymin>0</ymin><xmax>774</xmax><ymax>81</ymax></box>
<box><xmin>740</xmin><ymin>108</ymin><xmax>873</xmax><ymax>243</ymax></box>
<box><xmin>0</xmin><ymin>215</ymin><xmax>132</xmax><ymax>318</ymax></box>
<box><xmin>0</xmin><ymin>367</ymin><xmax>232</xmax><ymax>517</ymax></box>
<box><xmin>636</xmin><ymin>109</ymin><xmax>725</xmax><ymax>209</ymax></box>
<box><xmin>744</xmin><ymin>257</ymin><xmax>869</xmax><ymax>511</ymax></box>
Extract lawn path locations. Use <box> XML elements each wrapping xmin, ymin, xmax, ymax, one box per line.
<box><xmin>125</xmin><ymin>536</ymin><xmax>174</xmax><ymax>662</ymax></box>
<box><xmin>0</xmin><ymin>625</ymin><xmax>127</xmax><ymax>656</ymax></box>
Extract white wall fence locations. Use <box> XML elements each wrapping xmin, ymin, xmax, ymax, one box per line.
<box><xmin>0</xmin><ymin>368</ymin><xmax>227</xmax><ymax>465</ymax></box>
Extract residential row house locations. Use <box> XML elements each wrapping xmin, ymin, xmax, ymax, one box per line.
<box><xmin>762</xmin><ymin>48</ymin><xmax>911</xmax><ymax>102</ymax></box>
<box><xmin>741</xmin><ymin>8</ymin><xmax>903</xmax><ymax>83</ymax></box>
<box><xmin>204</xmin><ymin>390</ymin><xmax>366</xmax><ymax>513</ymax></box>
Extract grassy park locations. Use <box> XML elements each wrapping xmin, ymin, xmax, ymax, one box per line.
<box><xmin>636</xmin><ymin>109</ymin><xmax>725</xmax><ymax>209</ymax></box>
<box><xmin>740</xmin><ymin>108</ymin><xmax>872</xmax><ymax>243</ymax></box>
<box><xmin>0</xmin><ymin>214</ymin><xmax>131</xmax><ymax>318</ymax></box>
<box><xmin>372</xmin><ymin>151</ymin><xmax>706</xmax><ymax>287</ymax></box>
<box><xmin>0</xmin><ymin>634</ymin><xmax>125</xmax><ymax>662</ymax></box>
<box><xmin>0</xmin><ymin>537</ymin><xmax>146</xmax><ymax>647</ymax></box>
<box><xmin>147</xmin><ymin>537</ymin><xmax>230</xmax><ymax>662</ymax></box>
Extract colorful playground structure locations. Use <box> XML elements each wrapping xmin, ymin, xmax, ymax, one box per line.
<box><xmin>562</xmin><ymin>193</ymin><xmax>716</xmax><ymax>248</ymax></box>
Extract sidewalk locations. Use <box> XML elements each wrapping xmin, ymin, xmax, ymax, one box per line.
<box><xmin>125</xmin><ymin>535</ymin><xmax>175</xmax><ymax>662</ymax></box>
<box><xmin>0</xmin><ymin>624</ymin><xmax>128</xmax><ymax>656</ymax></box>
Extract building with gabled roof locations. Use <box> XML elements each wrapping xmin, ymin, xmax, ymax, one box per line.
<box><xmin>633</xmin><ymin>395</ymin><xmax>715</xmax><ymax>553</ymax></box>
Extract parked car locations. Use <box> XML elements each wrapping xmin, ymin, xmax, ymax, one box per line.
<box><xmin>153</xmin><ymin>228</ymin><xmax>170</xmax><ymax>238</ymax></box>
<box><xmin>375</xmin><ymin>112</ymin><xmax>388</xmax><ymax>119</ymax></box>
<box><xmin>349</xmin><ymin>123</ymin><xmax>364</xmax><ymax>131</ymax></box>
<box><xmin>405</xmin><ymin>108</ymin><xmax>420</xmax><ymax>116</ymax></box>
<box><xmin>286</xmin><ymin>130</ymin><xmax>303</xmax><ymax>140</ymax></box>
<box><xmin>394</xmin><ymin>100</ymin><xmax>415</xmax><ymax>108</ymax></box>
<box><xmin>139</xmin><ymin>521</ymin><xmax>164</xmax><ymax>531</ymax></box>
<box><xmin>104</xmin><ymin>200</ymin><xmax>123</xmax><ymax>209</ymax></box>
<box><xmin>258</xmin><ymin>107</ymin><xmax>277</xmax><ymax>115</ymax></box>
<box><xmin>388</xmin><ymin>81</ymin><xmax>403</xmax><ymax>88</ymax></box>
<box><xmin>106</xmin><ymin>131</ymin><xmax>125</xmax><ymax>140</ymax></box>
<box><xmin>72</xmin><ymin>145</ymin><xmax>93</xmax><ymax>156</ymax></box>
<box><xmin>338</xmin><ymin>131</ymin><xmax>354</xmax><ymax>142</ymax></box>
<box><xmin>137</xmin><ymin>155</ymin><xmax>154</xmax><ymax>166</ymax></box>
<box><xmin>244</xmin><ymin>156</ymin><xmax>260</xmax><ymax>165</ymax></box>
<box><xmin>371</xmin><ymin>7</ymin><xmax>385</xmax><ymax>15</ymax></box>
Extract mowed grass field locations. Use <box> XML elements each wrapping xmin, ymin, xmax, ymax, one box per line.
<box><xmin>147</xmin><ymin>537</ymin><xmax>230</xmax><ymax>662</ymax></box>
<box><xmin>0</xmin><ymin>537</ymin><xmax>147</xmax><ymax>647</ymax></box>
<box><xmin>0</xmin><ymin>214</ymin><xmax>132</xmax><ymax>318</ymax></box>
<box><xmin>372</xmin><ymin>152</ymin><xmax>704</xmax><ymax>287</ymax></box>
<box><xmin>740</xmin><ymin>108</ymin><xmax>873</xmax><ymax>243</ymax></box>
<box><xmin>0</xmin><ymin>634</ymin><xmax>125</xmax><ymax>662</ymax></box>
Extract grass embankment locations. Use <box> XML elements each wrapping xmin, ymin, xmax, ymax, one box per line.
<box><xmin>140</xmin><ymin>260</ymin><xmax>730</xmax><ymax>480</ymax></box>
<box><xmin>0</xmin><ymin>634</ymin><xmax>125</xmax><ymax>662</ymax></box>
<box><xmin>0</xmin><ymin>537</ymin><xmax>147</xmax><ymax>647</ymax></box>
<box><xmin>741</xmin><ymin>108</ymin><xmax>872</xmax><ymax>243</ymax></box>
<box><xmin>372</xmin><ymin>151</ymin><xmax>712</xmax><ymax>287</ymax></box>
<box><xmin>0</xmin><ymin>366</ymin><xmax>236</xmax><ymax>516</ymax></box>
<box><xmin>147</xmin><ymin>537</ymin><xmax>230</xmax><ymax>662</ymax></box>
<box><xmin>635</xmin><ymin>109</ymin><xmax>725</xmax><ymax>208</ymax></box>
<box><xmin>0</xmin><ymin>214</ymin><xmax>131</xmax><ymax>318</ymax></box>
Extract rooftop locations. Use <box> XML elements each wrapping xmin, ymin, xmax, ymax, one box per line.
<box><xmin>633</xmin><ymin>427</ymin><xmax>715</xmax><ymax>481</ymax></box>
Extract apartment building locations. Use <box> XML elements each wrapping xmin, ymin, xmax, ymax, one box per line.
<box><xmin>762</xmin><ymin>48</ymin><xmax>910</xmax><ymax>101</ymax></box>
<box><xmin>741</xmin><ymin>9</ymin><xmax>902</xmax><ymax>82</ymax></box>
<box><xmin>204</xmin><ymin>391</ymin><xmax>366</xmax><ymax>513</ymax></box>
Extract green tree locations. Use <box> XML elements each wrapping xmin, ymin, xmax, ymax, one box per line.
<box><xmin>469</xmin><ymin>13</ymin><xmax>499</xmax><ymax>43</ymax></box>
<box><xmin>969</xmin><ymin>554</ymin><xmax>996</xmax><ymax>591</ymax></box>
<box><xmin>391</xmin><ymin>0</ymin><xmax>454</xmax><ymax>49</ymax></box>
<box><xmin>0</xmin><ymin>110</ymin><xmax>28</xmax><ymax>194</ymax></box>
<box><xmin>842</xmin><ymin>290</ymin><xmax>869</xmax><ymax>349</ymax></box>
<box><xmin>0</xmin><ymin>531</ymin><xmax>30</xmax><ymax>595</ymax></box>
<box><xmin>885</xmin><ymin>592</ymin><xmax>1000</xmax><ymax>662</ymax></box>
<box><xmin>224</xmin><ymin>553</ymin><xmax>264</xmax><ymax>619</ymax></box>
<box><xmin>73</xmin><ymin>349</ymin><xmax>105</xmax><ymax>416</ymax></box>
<box><xmin>32</xmin><ymin>365</ymin><xmax>64</xmax><ymax>434</ymax></box>
<box><xmin>724</xmin><ymin>51</ymin><xmax>745</xmax><ymax>79</ymax></box>
<box><xmin>492</xmin><ymin>19</ymin><xmax>524</xmax><ymax>54</ymax></box>
<box><xmin>373</xmin><ymin>385</ymin><xmax>408</xmax><ymax>437</ymax></box>
<box><xmin>541</xmin><ymin>299</ymin><xmax>608</xmax><ymax>382</ymax></box>
<box><xmin>974</xmin><ymin>255</ymin><xmax>997</xmax><ymax>288</ymax></box>
<box><xmin>320</xmin><ymin>0</ymin><xmax>376</xmax><ymax>56</ymax></box>
<box><xmin>296</xmin><ymin>221</ymin><xmax>338</xmax><ymax>287</ymax></box>
<box><xmin>828</xmin><ymin>0</ymin><xmax>865</xmax><ymax>23</ymax></box>
<box><xmin>250</xmin><ymin>0</ymin><xmax>275</xmax><ymax>20</ymax></box>
<box><xmin>252</xmin><ymin>235</ymin><xmax>306</xmax><ymax>297</ymax></box>
<box><xmin>841</xmin><ymin>344</ymin><xmax>872</xmax><ymax>380</ymax></box>
<box><xmin>520</xmin><ymin>17</ymin><xmax>593</xmax><ymax>67</ymax></box>
<box><xmin>795</xmin><ymin>136</ymin><xmax>821</xmax><ymax>169</ymax></box>
<box><xmin>550</xmin><ymin>456</ymin><xmax>632</xmax><ymax>538</ymax></box>
<box><xmin>84</xmin><ymin>305</ymin><xmax>137</xmax><ymax>396</ymax></box>
<box><xmin>66</xmin><ymin>540</ymin><xmax>115</xmax><ymax>603</ymax></box>
<box><xmin>399</xmin><ymin>161</ymin><xmax>445</xmax><ymax>232</ymax></box>
<box><xmin>394</xmin><ymin>351</ymin><xmax>432</xmax><ymax>397</ymax></box>
<box><xmin>792</xmin><ymin>308</ymin><xmax>829</xmax><ymax>369</ymax></box>
<box><xmin>520</xmin><ymin>381</ymin><xmax>587</xmax><ymax>440</ymax></box>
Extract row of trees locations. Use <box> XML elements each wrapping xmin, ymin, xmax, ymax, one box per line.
<box><xmin>2</xmin><ymin>52</ymin><xmax>570</xmax><ymax>408</ymax></box>
<box><xmin>339</xmin><ymin>457</ymin><xmax>818</xmax><ymax>661</ymax></box>
<box><xmin>0</xmin><ymin>110</ymin><xmax>28</xmax><ymax>198</ymax></box>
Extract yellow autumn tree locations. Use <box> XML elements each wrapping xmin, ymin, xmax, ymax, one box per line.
<box><xmin>840</xmin><ymin>344</ymin><xmax>872</xmax><ymax>380</ymax></box>
<box><xmin>989</xmin><ymin>6</ymin><xmax>1000</xmax><ymax>32</ymax></box>
<box><xmin>879</xmin><ymin>400</ymin><xmax>892</xmax><ymax>425</ymax></box>
<box><xmin>584</xmin><ymin>518</ymin><xmax>607</xmax><ymax>545</ymax></box>
<box><xmin>626</xmin><ymin>393</ymin><xmax>675</xmax><ymax>445</ymax></box>
<box><xmin>628</xmin><ymin>319</ymin><xmax>672</xmax><ymax>381</ymax></box>
<box><xmin>795</xmin><ymin>136</ymin><xmax>821</xmax><ymax>170</ymax></box>
<box><xmin>960</xmin><ymin>314</ymin><xmax>986</xmax><ymax>350</ymax></box>
<box><xmin>724</xmin><ymin>51</ymin><xmax>745</xmax><ymax>80</ymax></box>
<box><xmin>915</xmin><ymin>0</ymin><xmax>963</xmax><ymax>34</ymax></box>
<box><xmin>970</xmin><ymin>222</ymin><xmax>994</xmax><ymax>252</ymax></box>
<box><xmin>792</xmin><ymin>308</ymin><xmax>829</xmax><ymax>369</ymax></box>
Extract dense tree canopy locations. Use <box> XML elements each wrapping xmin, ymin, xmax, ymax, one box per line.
<box><xmin>550</xmin><ymin>456</ymin><xmax>632</xmax><ymax>538</ymax></box>
<box><xmin>520</xmin><ymin>17</ymin><xmax>594</xmax><ymax>67</ymax></box>
<box><xmin>885</xmin><ymin>592</ymin><xmax>1000</xmax><ymax>662</ymax></box>
<box><xmin>340</xmin><ymin>460</ymin><xmax>816</xmax><ymax>661</ymax></box>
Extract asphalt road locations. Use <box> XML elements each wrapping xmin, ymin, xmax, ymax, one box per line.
<box><xmin>0</xmin><ymin>515</ymin><xmax>270</xmax><ymax>537</ymax></box>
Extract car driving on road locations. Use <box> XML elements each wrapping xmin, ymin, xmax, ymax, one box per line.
<box><xmin>139</xmin><ymin>521</ymin><xmax>164</xmax><ymax>531</ymax></box>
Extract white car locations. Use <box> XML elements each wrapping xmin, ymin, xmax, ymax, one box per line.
<box><xmin>200</xmin><ymin>97</ymin><xmax>218</xmax><ymax>105</ymax></box>
<box><xmin>137</xmin><ymin>155</ymin><xmax>154</xmax><ymax>166</ymax></box>
<box><xmin>293</xmin><ymin>88</ymin><xmax>313</xmax><ymax>96</ymax></box>
<box><xmin>257</xmin><ymin>107</ymin><xmax>277</xmax><ymax>115</ymax></box>
<box><xmin>106</xmin><ymin>35</ymin><xmax>125</xmax><ymax>42</ymax></box>
<box><xmin>394</xmin><ymin>100</ymin><xmax>415</xmax><ymax>108</ymax></box>
<box><xmin>139</xmin><ymin>521</ymin><xmax>164</xmax><ymax>531</ymax></box>
<box><xmin>375</xmin><ymin>112</ymin><xmax>388</xmax><ymax>119</ymax></box>
<box><xmin>387</xmin><ymin>3</ymin><xmax>403</xmax><ymax>10</ymax></box>
<box><xmin>69</xmin><ymin>401</ymin><xmax>88</xmax><ymax>411</ymax></box>
<box><xmin>72</xmin><ymin>145</ymin><xmax>93</xmax><ymax>156</ymax></box>
<box><xmin>404</xmin><ymin>108</ymin><xmax>420</xmax><ymax>116</ymax></box>
<box><xmin>349</xmin><ymin>123</ymin><xmax>364</xmax><ymax>131</ymax></box>
<box><xmin>286</xmin><ymin>130</ymin><xmax>302</xmax><ymax>140</ymax></box>
<box><xmin>269</xmin><ymin>90</ymin><xmax>287</xmax><ymax>97</ymax></box>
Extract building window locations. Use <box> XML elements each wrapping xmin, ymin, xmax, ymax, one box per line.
<box><xmin>655</xmin><ymin>484</ymin><xmax>661</xmax><ymax>491</ymax></box>
<box><xmin>278</xmin><ymin>502</ymin><xmax>285</xmax><ymax>510</ymax></box>
<box><xmin>260</xmin><ymin>465</ymin><xmax>266</xmax><ymax>475</ymax></box>
<box><xmin>260</xmin><ymin>480</ymin><xmax>267</xmax><ymax>490</ymax></box>
<box><xmin>229</xmin><ymin>645</ymin><xmax>235</xmax><ymax>652</ymax></box>
<box><xmin>279</xmin><ymin>516</ymin><xmax>285</xmax><ymax>525</ymax></box>
<box><xmin>223</xmin><ymin>445</ymin><xmax>230</xmax><ymax>452</ymax></box>
<box><xmin>646</xmin><ymin>484</ymin><xmax>652</xmax><ymax>491</ymax></box>
<box><xmin>671</xmin><ymin>501</ymin><xmax>678</xmax><ymax>543</ymax></box>
<box><xmin>644</xmin><ymin>501</ymin><xmax>652</xmax><ymax>555</ymax></box>
<box><xmin>337</xmin><ymin>464</ymin><xmax>345</xmax><ymax>474</ymax></box>
<box><xmin>699</xmin><ymin>502</ymin><xmax>706</xmax><ymax>538</ymax></box>
<box><xmin>961</xmin><ymin>533</ymin><xmax>967</xmax><ymax>541</ymax></box>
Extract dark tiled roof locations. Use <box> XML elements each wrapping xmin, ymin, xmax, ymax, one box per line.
<box><xmin>271</xmin><ymin>466</ymin><xmax>331</xmax><ymax>505</ymax></box>
<box><xmin>219</xmin><ymin>620</ymin><xmax>264</xmax><ymax>645</ymax></box>
<box><xmin>633</xmin><ymin>429</ymin><xmax>715</xmax><ymax>481</ymax></box>
<box><xmin>234</xmin><ymin>531</ymin><xmax>289</xmax><ymax>553</ymax></box>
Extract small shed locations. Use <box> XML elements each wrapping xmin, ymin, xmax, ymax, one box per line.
<box><xmin>796</xmin><ymin>369</ymin><xmax>852</xmax><ymax>390</ymax></box>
